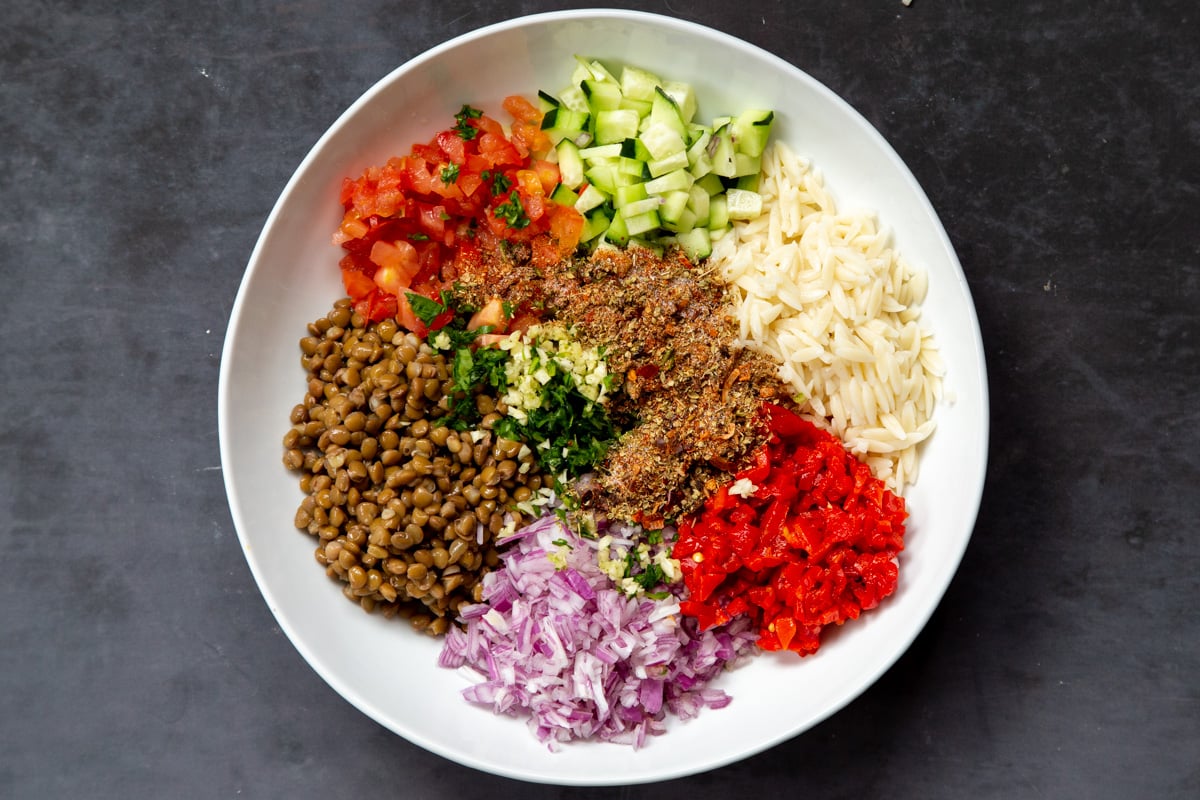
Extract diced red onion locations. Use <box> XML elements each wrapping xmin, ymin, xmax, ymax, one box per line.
<box><xmin>439</xmin><ymin>514</ymin><xmax>757</xmax><ymax>748</ymax></box>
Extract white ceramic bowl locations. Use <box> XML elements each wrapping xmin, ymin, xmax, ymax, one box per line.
<box><xmin>219</xmin><ymin>9</ymin><xmax>988</xmax><ymax>785</ymax></box>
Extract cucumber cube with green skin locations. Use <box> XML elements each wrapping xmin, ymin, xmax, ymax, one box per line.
<box><xmin>709</xmin><ymin>127</ymin><xmax>737</xmax><ymax>178</ymax></box>
<box><xmin>604</xmin><ymin>212</ymin><xmax>631</xmax><ymax>245</ymax></box>
<box><xmin>736</xmin><ymin>173</ymin><xmax>761</xmax><ymax>193</ymax></box>
<box><xmin>584</xmin><ymin>162</ymin><xmax>619</xmax><ymax>194</ymax></box>
<box><xmin>730</xmin><ymin>109</ymin><xmax>774</xmax><ymax>157</ymax></box>
<box><xmin>675</xmin><ymin>227</ymin><xmax>712</xmax><ymax>261</ymax></box>
<box><xmin>580</xmin><ymin>209</ymin><xmax>612</xmax><ymax>242</ymax></box>
<box><xmin>555</xmin><ymin>139</ymin><xmax>585</xmax><ymax>189</ymax></box>
<box><xmin>661</xmin><ymin>81</ymin><xmax>697</xmax><ymax>124</ymax></box>
<box><xmin>614</xmin><ymin>183</ymin><xmax>649</xmax><ymax>208</ymax></box>
<box><xmin>579</xmin><ymin>142</ymin><xmax>623</xmax><ymax>160</ymax></box>
<box><xmin>550</xmin><ymin>183</ymin><xmax>577</xmax><ymax>207</ymax></box>
<box><xmin>649</xmin><ymin>87</ymin><xmax>688</xmax><ymax>134</ymax></box>
<box><xmin>537</xmin><ymin>90</ymin><xmax>561</xmax><ymax>112</ymax></box>
<box><xmin>574</xmin><ymin>56</ymin><xmax>618</xmax><ymax>83</ymax></box>
<box><xmin>582</xmin><ymin>79</ymin><xmax>623</xmax><ymax>112</ymax></box>
<box><xmin>621</xmin><ymin>209</ymin><xmax>661</xmax><ymax>236</ymax></box>
<box><xmin>618</xmin><ymin>156</ymin><xmax>649</xmax><ymax>178</ymax></box>
<box><xmin>574</xmin><ymin>184</ymin><xmax>609</xmax><ymax>213</ymax></box>
<box><xmin>658</xmin><ymin>190</ymin><xmax>691</xmax><ymax>224</ymax></box>
<box><xmin>644</xmin><ymin>168</ymin><xmax>694</xmax><ymax>195</ymax></box>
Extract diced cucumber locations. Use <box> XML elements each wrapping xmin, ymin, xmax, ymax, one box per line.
<box><xmin>736</xmin><ymin>173</ymin><xmax>761</xmax><ymax>192</ymax></box>
<box><xmin>618</xmin><ymin>156</ymin><xmax>649</xmax><ymax>178</ymax></box>
<box><xmin>620</xmin><ymin>65</ymin><xmax>661</xmax><ymax>101</ymax></box>
<box><xmin>613</xmin><ymin>183</ymin><xmax>648</xmax><ymax>208</ymax></box>
<box><xmin>583</xmin><ymin>161</ymin><xmax>619</xmax><ymax>194</ymax></box>
<box><xmin>644</xmin><ymin>168</ymin><xmax>694</xmax><ymax>195</ymax></box>
<box><xmin>710</xmin><ymin>126</ymin><xmax>737</xmax><ymax>178</ymax></box>
<box><xmin>687</xmin><ymin>184</ymin><xmax>711</xmax><ymax>224</ymax></box>
<box><xmin>604</xmin><ymin>212</ymin><xmax>630</xmax><ymax>246</ymax></box>
<box><xmin>620</xmin><ymin>196</ymin><xmax>663</xmax><ymax>217</ymax></box>
<box><xmin>550</xmin><ymin>183</ymin><xmax>577</xmax><ymax>207</ymax></box>
<box><xmin>539</xmin><ymin>58</ymin><xmax>775</xmax><ymax>261</ymax></box>
<box><xmin>658</xmin><ymin>190</ymin><xmax>691</xmax><ymax>225</ymax></box>
<box><xmin>730</xmin><ymin>109</ymin><xmax>774</xmax><ymax>158</ymax></box>
<box><xmin>733</xmin><ymin>152</ymin><xmax>762</xmax><ymax>178</ymax></box>
<box><xmin>578</xmin><ymin>142</ymin><xmax>623</xmax><ymax>160</ymax></box>
<box><xmin>708</xmin><ymin>193</ymin><xmax>729</xmax><ymax>228</ymax></box>
<box><xmin>661</xmin><ymin>81</ymin><xmax>697</xmax><ymax>124</ymax></box>
<box><xmin>647</xmin><ymin>150</ymin><xmax>689</xmax><ymax>178</ymax></box>
<box><xmin>555</xmin><ymin>139</ymin><xmax>585</xmax><ymax>189</ymax></box>
<box><xmin>675</xmin><ymin>228</ymin><xmax>712</xmax><ymax>261</ymax></box>
<box><xmin>595</xmin><ymin>108</ymin><xmax>640</xmax><ymax>145</ymax></box>
<box><xmin>582</xmin><ymin>79</ymin><xmax>622</xmax><ymax>112</ymax></box>
<box><xmin>725</xmin><ymin>188</ymin><xmax>763</xmax><ymax>220</ymax></box>
<box><xmin>541</xmin><ymin>107</ymin><xmax>590</xmax><ymax>145</ymax></box>
<box><xmin>621</xmin><ymin>209</ymin><xmax>661</xmax><ymax>236</ymax></box>
<box><xmin>695</xmin><ymin>173</ymin><xmax>725</xmax><ymax>196</ymax></box>
<box><xmin>638</xmin><ymin>121</ymin><xmax>687</xmax><ymax>162</ymax></box>
<box><xmin>649</xmin><ymin>87</ymin><xmax>688</xmax><ymax>136</ymax></box>
<box><xmin>573</xmin><ymin>56</ymin><xmax>617</xmax><ymax>84</ymax></box>
<box><xmin>558</xmin><ymin>85</ymin><xmax>589</xmax><ymax>113</ymax></box>
<box><xmin>580</xmin><ymin>208</ymin><xmax>612</xmax><ymax>242</ymax></box>
<box><xmin>618</xmin><ymin>97</ymin><xmax>653</xmax><ymax>117</ymax></box>
<box><xmin>574</xmin><ymin>183</ymin><xmax>609</xmax><ymax>213</ymax></box>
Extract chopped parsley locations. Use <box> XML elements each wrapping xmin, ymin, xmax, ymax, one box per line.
<box><xmin>494</xmin><ymin>192</ymin><xmax>530</xmax><ymax>230</ymax></box>
<box><xmin>440</xmin><ymin>163</ymin><xmax>460</xmax><ymax>183</ymax></box>
<box><xmin>453</xmin><ymin>104</ymin><xmax>483</xmax><ymax>140</ymax></box>
<box><xmin>485</xmin><ymin>171</ymin><xmax>513</xmax><ymax>196</ymax></box>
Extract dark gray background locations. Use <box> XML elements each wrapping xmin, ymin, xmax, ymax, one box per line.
<box><xmin>3</xmin><ymin>1</ymin><xmax>1197</xmax><ymax>797</ymax></box>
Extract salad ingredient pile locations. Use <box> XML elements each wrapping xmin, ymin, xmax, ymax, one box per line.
<box><xmin>282</xmin><ymin>55</ymin><xmax>935</xmax><ymax>749</ymax></box>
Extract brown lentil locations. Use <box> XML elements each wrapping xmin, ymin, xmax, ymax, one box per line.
<box><xmin>284</xmin><ymin>298</ymin><xmax>546</xmax><ymax>635</ymax></box>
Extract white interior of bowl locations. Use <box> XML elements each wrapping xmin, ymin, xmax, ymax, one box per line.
<box><xmin>219</xmin><ymin>9</ymin><xmax>988</xmax><ymax>786</ymax></box>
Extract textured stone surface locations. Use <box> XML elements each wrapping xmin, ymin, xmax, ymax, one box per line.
<box><xmin>2</xmin><ymin>1</ymin><xmax>1197</xmax><ymax>797</ymax></box>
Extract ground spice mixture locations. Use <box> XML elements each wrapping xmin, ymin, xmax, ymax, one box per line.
<box><xmin>452</xmin><ymin>239</ymin><xmax>792</xmax><ymax>525</ymax></box>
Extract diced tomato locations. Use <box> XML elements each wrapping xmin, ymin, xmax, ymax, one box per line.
<box><xmin>368</xmin><ymin>239</ymin><xmax>420</xmax><ymax>279</ymax></box>
<box><xmin>502</xmin><ymin>94</ymin><xmax>542</xmax><ymax>124</ymax></box>
<box><xmin>435</xmin><ymin>129</ymin><xmax>467</xmax><ymax>164</ymax></box>
<box><xmin>340</xmin><ymin>267</ymin><xmax>376</xmax><ymax>300</ymax></box>
<box><xmin>330</xmin><ymin>98</ymin><xmax>590</xmax><ymax>328</ymax></box>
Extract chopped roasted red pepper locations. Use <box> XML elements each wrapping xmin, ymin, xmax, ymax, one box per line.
<box><xmin>672</xmin><ymin>402</ymin><xmax>908</xmax><ymax>657</ymax></box>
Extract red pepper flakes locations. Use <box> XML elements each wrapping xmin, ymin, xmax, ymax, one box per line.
<box><xmin>672</xmin><ymin>402</ymin><xmax>908</xmax><ymax>656</ymax></box>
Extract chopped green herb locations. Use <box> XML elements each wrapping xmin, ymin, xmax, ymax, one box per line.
<box><xmin>631</xmin><ymin>563</ymin><xmax>667</xmax><ymax>592</ymax></box>
<box><xmin>408</xmin><ymin>233</ymin><xmax>430</xmax><ymax>241</ymax></box>
<box><xmin>494</xmin><ymin>192</ymin><xmax>530</xmax><ymax>230</ymax></box>
<box><xmin>550</xmin><ymin>538</ymin><xmax>572</xmax><ymax>549</ymax></box>
<box><xmin>440</xmin><ymin>163</ymin><xmax>460</xmax><ymax>183</ymax></box>
<box><xmin>490</xmin><ymin>172</ymin><xmax>513</xmax><ymax>196</ymax></box>
<box><xmin>453</xmin><ymin>104</ymin><xmax>483</xmax><ymax>140</ymax></box>
<box><xmin>405</xmin><ymin>291</ymin><xmax>450</xmax><ymax>327</ymax></box>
